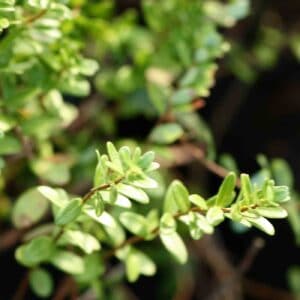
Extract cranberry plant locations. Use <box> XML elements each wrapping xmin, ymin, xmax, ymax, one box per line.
<box><xmin>0</xmin><ymin>0</ymin><xmax>291</xmax><ymax>298</ymax></box>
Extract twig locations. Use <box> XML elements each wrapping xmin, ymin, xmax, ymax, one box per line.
<box><xmin>103</xmin><ymin>205</ymin><xmax>258</xmax><ymax>260</ymax></box>
<box><xmin>0</xmin><ymin>228</ymin><xmax>25</xmax><ymax>252</ymax></box>
<box><xmin>238</xmin><ymin>237</ymin><xmax>265</xmax><ymax>274</ymax></box>
<box><xmin>82</xmin><ymin>176</ymin><xmax>124</xmax><ymax>204</ymax></box>
<box><xmin>23</xmin><ymin>9</ymin><xmax>47</xmax><ymax>24</ymax></box>
<box><xmin>13</xmin><ymin>126</ymin><xmax>33</xmax><ymax>160</ymax></box>
<box><xmin>243</xmin><ymin>278</ymin><xmax>296</xmax><ymax>300</ymax></box>
<box><xmin>194</xmin><ymin>235</ymin><xmax>242</xmax><ymax>300</ymax></box>
<box><xmin>13</xmin><ymin>272</ymin><xmax>29</xmax><ymax>300</ymax></box>
<box><xmin>204</xmin><ymin>237</ymin><xmax>265</xmax><ymax>300</ymax></box>
<box><xmin>52</xmin><ymin>276</ymin><xmax>74</xmax><ymax>300</ymax></box>
<box><xmin>187</xmin><ymin>144</ymin><xmax>241</xmax><ymax>187</ymax></box>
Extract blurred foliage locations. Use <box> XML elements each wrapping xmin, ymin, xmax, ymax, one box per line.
<box><xmin>0</xmin><ymin>0</ymin><xmax>298</xmax><ymax>299</ymax></box>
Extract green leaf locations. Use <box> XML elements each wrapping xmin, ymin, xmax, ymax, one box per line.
<box><xmin>0</xmin><ymin>114</ymin><xmax>15</xmax><ymax>133</ymax></box>
<box><xmin>255</xmin><ymin>207</ymin><xmax>288</xmax><ymax>219</ymax></box>
<box><xmin>15</xmin><ymin>237</ymin><xmax>55</xmax><ymax>267</ymax></box>
<box><xmin>98</xmin><ymin>190</ymin><xmax>131</xmax><ymax>208</ymax></box>
<box><xmin>189</xmin><ymin>194</ymin><xmax>207</xmax><ymax>210</ymax></box>
<box><xmin>248</xmin><ymin>216</ymin><xmax>275</xmax><ymax>236</ymax></box>
<box><xmin>50</xmin><ymin>250</ymin><xmax>85</xmax><ymax>275</ymax></box>
<box><xmin>55</xmin><ymin>198</ymin><xmax>82</xmax><ymax>225</ymax></box>
<box><xmin>78</xmin><ymin>58</ymin><xmax>99</xmax><ymax>76</ymax></box>
<box><xmin>147</xmin><ymin>82</ymin><xmax>168</xmax><ymax>114</ymax></box>
<box><xmin>138</xmin><ymin>151</ymin><xmax>155</xmax><ymax>170</ymax></box>
<box><xmin>132</xmin><ymin>176</ymin><xmax>158</xmax><ymax>189</ymax></box>
<box><xmin>94</xmin><ymin>151</ymin><xmax>108</xmax><ymax>186</ymax></box>
<box><xmin>195</xmin><ymin>214</ymin><xmax>214</xmax><ymax>234</ymax></box>
<box><xmin>0</xmin><ymin>18</ymin><xmax>9</xmax><ymax>31</ymax></box>
<box><xmin>12</xmin><ymin>188</ymin><xmax>49</xmax><ymax>229</ymax></box>
<box><xmin>273</xmin><ymin>186</ymin><xmax>290</xmax><ymax>203</ymax></box>
<box><xmin>106</xmin><ymin>142</ymin><xmax>123</xmax><ymax>174</ymax></box>
<box><xmin>125</xmin><ymin>248</ymin><xmax>156</xmax><ymax>282</ymax></box>
<box><xmin>0</xmin><ymin>135</ymin><xmax>21</xmax><ymax>155</ymax></box>
<box><xmin>160</xmin><ymin>212</ymin><xmax>176</xmax><ymax>235</ymax></box>
<box><xmin>149</xmin><ymin>123</ymin><xmax>184</xmax><ymax>144</ymax></box>
<box><xmin>160</xmin><ymin>231</ymin><xmax>187</xmax><ymax>264</ymax></box>
<box><xmin>94</xmin><ymin>192</ymin><xmax>105</xmax><ymax>216</ymax></box>
<box><xmin>37</xmin><ymin>186</ymin><xmax>69</xmax><ymax>208</ymax></box>
<box><xmin>120</xmin><ymin>212</ymin><xmax>147</xmax><ymax>237</ymax></box>
<box><xmin>118</xmin><ymin>183</ymin><xmax>149</xmax><ymax>204</ymax></box>
<box><xmin>84</xmin><ymin>209</ymin><xmax>125</xmax><ymax>246</ymax></box>
<box><xmin>219</xmin><ymin>154</ymin><xmax>239</xmax><ymax>173</ymax></box>
<box><xmin>271</xmin><ymin>159</ymin><xmax>294</xmax><ymax>187</ymax></box>
<box><xmin>31</xmin><ymin>158</ymin><xmax>71</xmax><ymax>185</ymax></box>
<box><xmin>109</xmin><ymin>187</ymin><xmax>118</xmax><ymax>204</ymax></box>
<box><xmin>241</xmin><ymin>173</ymin><xmax>253</xmax><ymax>204</ymax></box>
<box><xmin>206</xmin><ymin>207</ymin><xmax>224</xmax><ymax>226</ymax></box>
<box><xmin>171</xmin><ymin>180</ymin><xmax>190</xmax><ymax>213</ymax></box>
<box><xmin>29</xmin><ymin>268</ymin><xmax>53</xmax><ymax>298</ymax></box>
<box><xmin>75</xmin><ymin>253</ymin><xmax>105</xmax><ymax>284</ymax></box>
<box><xmin>216</xmin><ymin>172</ymin><xmax>236</xmax><ymax>206</ymax></box>
<box><xmin>172</xmin><ymin>88</ymin><xmax>195</xmax><ymax>105</ymax></box>
<box><xmin>58</xmin><ymin>230</ymin><xmax>101</xmax><ymax>254</ymax></box>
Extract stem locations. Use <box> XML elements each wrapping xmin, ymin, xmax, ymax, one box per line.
<box><xmin>13</xmin><ymin>126</ymin><xmax>33</xmax><ymax>160</ymax></box>
<box><xmin>82</xmin><ymin>176</ymin><xmax>124</xmax><ymax>204</ymax></box>
<box><xmin>104</xmin><ymin>204</ymin><xmax>258</xmax><ymax>260</ymax></box>
<box><xmin>13</xmin><ymin>272</ymin><xmax>29</xmax><ymax>300</ymax></box>
<box><xmin>188</xmin><ymin>144</ymin><xmax>241</xmax><ymax>187</ymax></box>
<box><xmin>23</xmin><ymin>9</ymin><xmax>48</xmax><ymax>24</ymax></box>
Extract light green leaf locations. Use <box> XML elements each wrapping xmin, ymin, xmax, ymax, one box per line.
<box><xmin>172</xmin><ymin>88</ymin><xmax>195</xmax><ymax>105</ymax></box>
<box><xmin>75</xmin><ymin>253</ymin><xmax>104</xmax><ymax>283</ymax></box>
<box><xmin>248</xmin><ymin>216</ymin><xmax>275</xmax><ymax>236</ymax></box>
<box><xmin>0</xmin><ymin>135</ymin><xmax>21</xmax><ymax>155</ymax></box>
<box><xmin>125</xmin><ymin>248</ymin><xmax>156</xmax><ymax>282</ymax></box>
<box><xmin>194</xmin><ymin>214</ymin><xmax>213</xmax><ymax>234</ymax></box>
<box><xmin>189</xmin><ymin>194</ymin><xmax>207</xmax><ymax>210</ymax></box>
<box><xmin>273</xmin><ymin>186</ymin><xmax>290</xmax><ymax>203</ymax></box>
<box><xmin>31</xmin><ymin>158</ymin><xmax>71</xmax><ymax>185</ymax></box>
<box><xmin>12</xmin><ymin>188</ymin><xmax>49</xmax><ymax>229</ymax></box>
<box><xmin>160</xmin><ymin>212</ymin><xmax>176</xmax><ymax>235</ymax></box>
<box><xmin>84</xmin><ymin>209</ymin><xmax>125</xmax><ymax>246</ymax></box>
<box><xmin>206</xmin><ymin>207</ymin><xmax>225</xmax><ymax>226</ymax></box>
<box><xmin>160</xmin><ymin>231</ymin><xmax>187</xmax><ymax>264</ymax></box>
<box><xmin>147</xmin><ymin>82</ymin><xmax>168</xmax><ymax>114</ymax></box>
<box><xmin>120</xmin><ymin>212</ymin><xmax>147</xmax><ymax>237</ymax></box>
<box><xmin>98</xmin><ymin>190</ymin><xmax>131</xmax><ymax>208</ymax></box>
<box><xmin>58</xmin><ymin>230</ymin><xmax>101</xmax><ymax>254</ymax></box>
<box><xmin>149</xmin><ymin>123</ymin><xmax>184</xmax><ymax>144</ymax></box>
<box><xmin>118</xmin><ymin>183</ymin><xmax>149</xmax><ymax>204</ymax></box>
<box><xmin>255</xmin><ymin>207</ymin><xmax>288</xmax><ymax>219</ymax></box>
<box><xmin>106</xmin><ymin>142</ymin><xmax>123</xmax><ymax>174</ymax></box>
<box><xmin>50</xmin><ymin>250</ymin><xmax>84</xmax><ymax>275</ymax></box>
<box><xmin>271</xmin><ymin>159</ymin><xmax>294</xmax><ymax>187</ymax></box>
<box><xmin>55</xmin><ymin>198</ymin><xmax>82</xmax><ymax>225</ymax></box>
<box><xmin>241</xmin><ymin>173</ymin><xmax>253</xmax><ymax>204</ymax></box>
<box><xmin>132</xmin><ymin>176</ymin><xmax>158</xmax><ymax>189</ymax></box>
<box><xmin>171</xmin><ymin>180</ymin><xmax>190</xmax><ymax>213</ymax></box>
<box><xmin>37</xmin><ymin>186</ymin><xmax>69</xmax><ymax>208</ymax></box>
<box><xmin>138</xmin><ymin>151</ymin><xmax>155</xmax><ymax>170</ymax></box>
<box><xmin>15</xmin><ymin>237</ymin><xmax>55</xmax><ymax>267</ymax></box>
<box><xmin>0</xmin><ymin>115</ymin><xmax>15</xmax><ymax>133</ymax></box>
<box><xmin>94</xmin><ymin>152</ymin><xmax>108</xmax><ymax>186</ymax></box>
<box><xmin>29</xmin><ymin>268</ymin><xmax>53</xmax><ymax>298</ymax></box>
<box><xmin>216</xmin><ymin>172</ymin><xmax>236</xmax><ymax>206</ymax></box>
